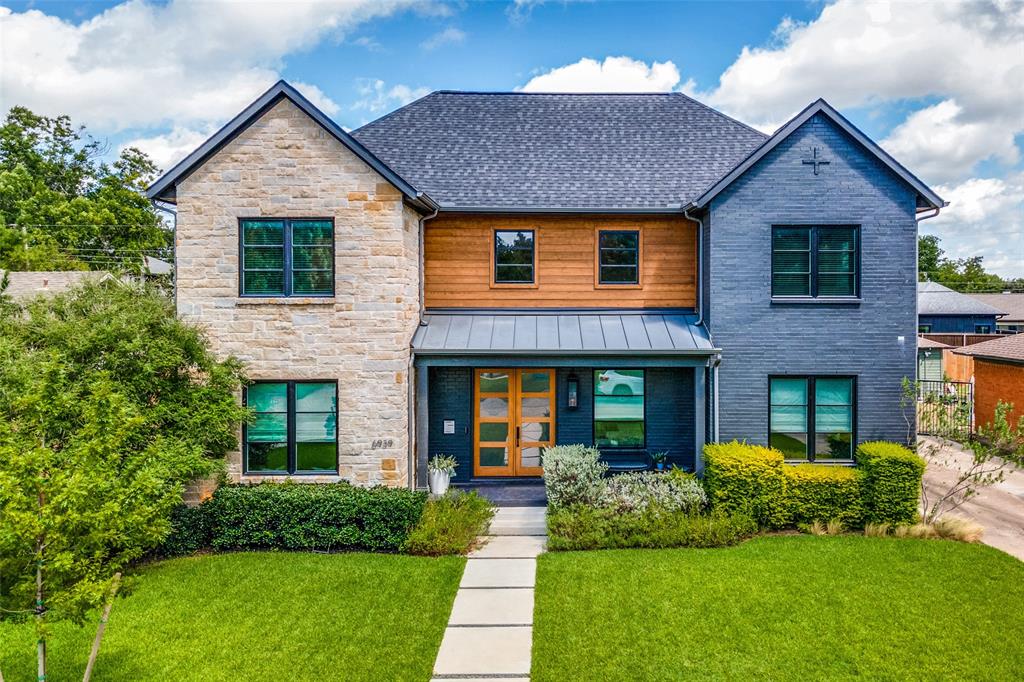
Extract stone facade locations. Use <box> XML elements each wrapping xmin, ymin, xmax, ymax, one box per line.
<box><xmin>175</xmin><ymin>98</ymin><xmax>421</xmax><ymax>486</ymax></box>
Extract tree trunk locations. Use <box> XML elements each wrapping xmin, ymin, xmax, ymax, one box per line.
<box><xmin>36</xmin><ymin>550</ymin><xmax>45</xmax><ymax>682</ymax></box>
<box><xmin>82</xmin><ymin>573</ymin><xmax>121</xmax><ymax>682</ymax></box>
<box><xmin>36</xmin><ymin>467</ymin><xmax>47</xmax><ymax>682</ymax></box>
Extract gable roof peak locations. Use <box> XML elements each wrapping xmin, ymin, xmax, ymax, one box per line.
<box><xmin>693</xmin><ymin>97</ymin><xmax>946</xmax><ymax>211</ymax></box>
<box><xmin>145</xmin><ymin>79</ymin><xmax>437</xmax><ymax>212</ymax></box>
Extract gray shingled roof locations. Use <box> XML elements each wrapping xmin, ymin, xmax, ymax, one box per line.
<box><xmin>412</xmin><ymin>310</ymin><xmax>716</xmax><ymax>355</ymax></box>
<box><xmin>352</xmin><ymin>92</ymin><xmax>767</xmax><ymax>211</ymax></box>
<box><xmin>951</xmin><ymin>333</ymin><xmax>1024</xmax><ymax>364</ymax></box>
<box><xmin>918</xmin><ymin>281</ymin><xmax>1006</xmax><ymax>316</ymax></box>
<box><xmin>969</xmin><ymin>293</ymin><xmax>1024</xmax><ymax>323</ymax></box>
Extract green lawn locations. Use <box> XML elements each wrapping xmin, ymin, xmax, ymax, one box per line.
<box><xmin>534</xmin><ymin>535</ymin><xmax>1024</xmax><ymax>681</ymax></box>
<box><xmin>0</xmin><ymin>552</ymin><xmax>464</xmax><ymax>681</ymax></box>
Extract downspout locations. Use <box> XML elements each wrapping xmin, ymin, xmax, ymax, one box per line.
<box><xmin>683</xmin><ymin>205</ymin><xmax>705</xmax><ymax>325</ymax></box>
<box><xmin>407</xmin><ymin>198</ymin><xmax>439</xmax><ymax>490</ymax></box>
<box><xmin>684</xmin><ymin>204</ymin><xmax>718</xmax><ymax>449</ymax></box>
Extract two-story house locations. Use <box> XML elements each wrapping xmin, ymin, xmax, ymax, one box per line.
<box><xmin>147</xmin><ymin>81</ymin><xmax>944</xmax><ymax>489</ymax></box>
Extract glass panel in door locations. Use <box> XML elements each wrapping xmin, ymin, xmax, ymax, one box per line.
<box><xmin>516</xmin><ymin>369</ymin><xmax>554</xmax><ymax>476</ymax></box>
<box><xmin>475</xmin><ymin>369</ymin><xmax>514</xmax><ymax>475</ymax></box>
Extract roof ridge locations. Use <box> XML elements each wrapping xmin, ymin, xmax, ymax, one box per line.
<box><xmin>670</xmin><ymin>90</ymin><xmax>768</xmax><ymax>139</ymax></box>
<box><xmin>351</xmin><ymin>90</ymin><xmax>442</xmax><ymax>134</ymax></box>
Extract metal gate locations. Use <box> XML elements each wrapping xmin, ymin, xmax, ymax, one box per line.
<box><xmin>917</xmin><ymin>380</ymin><xmax>974</xmax><ymax>436</ymax></box>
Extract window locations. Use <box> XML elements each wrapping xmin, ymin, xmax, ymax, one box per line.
<box><xmin>771</xmin><ymin>226</ymin><xmax>858</xmax><ymax>298</ymax></box>
<box><xmin>769</xmin><ymin>376</ymin><xmax>855</xmax><ymax>461</ymax></box>
<box><xmin>493</xmin><ymin>230</ymin><xmax>535</xmax><ymax>284</ymax></box>
<box><xmin>240</xmin><ymin>219</ymin><xmax>334</xmax><ymax>296</ymax></box>
<box><xmin>594</xmin><ymin>370</ymin><xmax>644</xmax><ymax>448</ymax></box>
<box><xmin>245</xmin><ymin>381</ymin><xmax>338</xmax><ymax>474</ymax></box>
<box><xmin>975</xmin><ymin>324</ymin><xmax>992</xmax><ymax>334</ymax></box>
<box><xmin>597</xmin><ymin>230</ymin><xmax>640</xmax><ymax>284</ymax></box>
<box><xmin>918</xmin><ymin>324</ymin><xmax>932</xmax><ymax>334</ymax></box>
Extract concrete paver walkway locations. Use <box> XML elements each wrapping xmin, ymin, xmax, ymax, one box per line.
<box><xmin>432</xmin><ymin>506</ymin><xmax>547</xmax><ymax>681</ymax></box>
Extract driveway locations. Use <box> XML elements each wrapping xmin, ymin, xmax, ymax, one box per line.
<box><xmin>919</xmin><ymin>436</ymin><xmax>1024</xmax><ymax>560</ymax></box>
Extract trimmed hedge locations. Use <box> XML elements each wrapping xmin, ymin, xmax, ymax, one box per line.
<box><xmin>161</xmin><ymin>482</ymin><xmax>427</xmax><ymax>554</ymax></box>
<box><xmin>703</xmin><ymin>442</ymin><xmax>787</xmax><ymax>528</ymax></box>
<box><xmin>783</xmin><ymin>465</ymin><xmax>865</xmax><ymax>528</ymax></box>
<box><xmin>857</xmin><ymin>441</ymin><xmax>924</xmax><ymax>525</ymax></box>
<box><xmin>547</xmin><ymin>506</ymin><xmax>757</xmax><ymax>551</ymax></box>
<box><xmin>703</xmin><ymin>440</ymin><xmax>923</xmax><ymax>530</ymax></box>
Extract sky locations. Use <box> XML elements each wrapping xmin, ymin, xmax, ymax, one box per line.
<box><xmin>1</xmin><ymin>0</ymin><xmax>1022</xmax><ymax>277</ymax></box>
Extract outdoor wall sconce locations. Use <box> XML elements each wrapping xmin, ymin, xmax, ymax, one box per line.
<box><xmin>566</xmin><ymin>373</ymin><xmax>579</xmax><ymax>410</ymax></box>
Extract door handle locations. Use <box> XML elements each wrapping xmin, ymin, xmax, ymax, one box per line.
<box><xmin>516</xmin><ymin>426</ymin><xmax>520</xmax><ymax>446</ymax></box>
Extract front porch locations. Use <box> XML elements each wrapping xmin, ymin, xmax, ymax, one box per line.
<box><xmin>411</xmin><ymin>310</ymin><xmax>718</xmax><ymax>489</ymax></box>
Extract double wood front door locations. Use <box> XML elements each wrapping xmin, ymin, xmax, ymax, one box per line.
<box><xmin>474</xmin><ymin>368</ymin><xmax>556</xmax><ymax>477</ymax></box>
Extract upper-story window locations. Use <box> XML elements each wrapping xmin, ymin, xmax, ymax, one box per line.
<box><xmin>771</xmin><ymin>225</ymin><xmax>858</xmax><ymax>298</ymax></box>
<box><xmin>493</xmin><ymin>230</ymin><xmax>535</xmax><ymax>284</ymax></box>
<box><xmin>240</xmin><ymin>218</ymin><xmax>334</xmax><ymax>297</ymax></box>
<box><xmin>597</xmin><ymin>229</ymin><xmax>640</xmax><ymax>285</ymax></box>
<box><xmin>975</xmin><ymin>324</ymin><xmax>992</xmax><ymax>334</ymax></box>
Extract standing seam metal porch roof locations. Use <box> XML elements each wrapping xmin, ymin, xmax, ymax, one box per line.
<box><xmin>412</xmin><ymin>311</ymin><xmax>717</xmax><ymax>355</ymax></box>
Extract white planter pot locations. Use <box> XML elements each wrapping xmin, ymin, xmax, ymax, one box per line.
<box><xmin>429</xmin><ymin>470</ymin><xmax>451</xmax><ymax>496</ymax></box>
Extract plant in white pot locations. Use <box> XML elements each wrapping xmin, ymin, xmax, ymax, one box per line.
<box><xmin>428</xmin><ymin>454</ymin><xmax>458</xmax><ymax>495</ymax></box>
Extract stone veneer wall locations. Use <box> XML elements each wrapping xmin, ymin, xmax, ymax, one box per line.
<box><xmin>175</xmin><ymin>98</ymin><xmax>421</xmax><ymax>487</ymax></box>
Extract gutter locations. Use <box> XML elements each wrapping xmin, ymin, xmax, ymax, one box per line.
<box><xmin>683</xmin><ymin>204</ymin><xmax>705</xmax><ymax>326</ymax></box>
<box><xmin>407</xmin><ymin>203</ymin><xmax>439</xmax><ymax>490</ymax></box>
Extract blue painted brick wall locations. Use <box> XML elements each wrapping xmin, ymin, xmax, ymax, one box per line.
<box><xmin>427</xmin><ymin>367</ymin><xmax>473</xmax><ymax>482</ymax></box>
<box><xmin>707</xmin><ymin>112</ymin><xmax>918</xmax><ymax>447</ymax></box>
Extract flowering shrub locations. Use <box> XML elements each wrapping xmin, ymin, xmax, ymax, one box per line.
<box><xmin>543</xmin><ymin>444</ymin><xmax>607</xmax><ymax>509</ymax></box>
<box><xmin>599</xmin><ymin>472</ymin><xmax>707</xmax><ymax>514</ymax></box>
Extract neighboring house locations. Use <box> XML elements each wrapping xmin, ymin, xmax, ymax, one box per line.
<box><xmin>0</xmin><ymin>270</ymin><xmax>114</xmax><ymax>299</ymax></box>
<box><xmin>952</xmin><ymin>334</ymin><xmax>1024</xmax><ymax>428</ymax></box>
<box><xmin>968</xmin><ymin>292</ymin><xmax>1024</xmax><ymax>333</ymax></box>
<box><xmin>917</xmin><ymin>281</ymin><xmax>1004</xmax><ymax>333</ymax></box>
<box><xmin>917</xmin><ymin>337</ymin><xmax>948</xmax><ymax>382</ymax></box>
<box><xmin>146</xmin><ymin>80</ymin><xmax>944</xmax><ymax>488</ymax></box>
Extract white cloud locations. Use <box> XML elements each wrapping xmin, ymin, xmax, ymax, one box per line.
<box><xmin>882</xmin><ymin>100</ymin><xmax>1021</xmax><ymax>185</ymax></box>
<box><xmin>519</xmin><ymin>56</ymin><xmax>684</xmax><ymax>93</ymax></box>
<box><xmin>352</xmin><ymin>79</ymin><xmax>430</xmax><ymax>114</ymax></box>
<box><xmin>696</xmin><ymin>0</ymin><xmax>1024</xmax><ymax>184</ymax></box>
<box><xmin>421</xmin><ymin>26</ymin><xmax>466</xmax><ymax>50</ymax></box>
<box><xmin>925</xmin><ymin>173</ymin><xmax>1024</xmax><ymax>278</ymax></box>
<box><xmin>0</xmin><ymin>1</ymin><xmax>423</xmax><ymax>132</ymax></box>
<box><xmin>121</xmin><ymin>126</ymin><xmax>213</xmax><ymax>172</ymax></box>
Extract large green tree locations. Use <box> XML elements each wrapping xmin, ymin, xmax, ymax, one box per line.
<box><xmin>0</xmin><ymin>280</ymin><xmax>247</xmax><ymax>680</ymax></box>
<box><xmin>0</xmin><ymin>107</ymin><xmax>170</xmax><ymax>273</ymax></box>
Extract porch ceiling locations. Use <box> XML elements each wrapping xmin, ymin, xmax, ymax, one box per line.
<box><xmin>412</xmin><ymin>310</ymin><xmax>717</xmax><ymax>355</ymax></box>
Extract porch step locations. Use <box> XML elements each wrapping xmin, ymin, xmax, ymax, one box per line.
<box><xmin>488</xmin><ymin>507</ymin><xmax>547</xmax><ymax>536</ymax></box>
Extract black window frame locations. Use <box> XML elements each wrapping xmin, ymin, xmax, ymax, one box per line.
<box><xmin>918</xmin><ymin>324</ymin><xmax>932</xmax><ymax>334</ymax></box>
<box><xmin>975</xmin><ymin>324</ymin><xmax>992</xmax><ymax>334</ymax></box>
<box><xmin>771</xmin><ymin>225</ymin><xmax>860</xmax><ymax>299</ymax></box>
<box><xmin>493</xmin><ymin>229</ymin><xmax>536</xmax><ymax>284</ymax></box>
<box><xmin>592</xmin><ymin>369</ymin><xmax>647</xmax><ymax>450</ymax></box>
<box><xmin>597</xmin><ymin>229</ymin><xmax>640</xmax><ymax>285</ymax></box>
<box><xmin>243</xmin><ymin>379</ymin><xmax>339</xmax><ymax>475</ymax></box>
<box><xmin>768</xmin><ymin>375</ymin><xmax>857</xmax><ymax>462</ymax></box>
<box><xmin>239</xmin><ymin>218</ymin><xmax>335</xmax><ymax>297</ymax></box>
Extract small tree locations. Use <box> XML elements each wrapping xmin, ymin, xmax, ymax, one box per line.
<box><xmin>919</xmin><ymin>401</ymin><xmax>1024</xmax><ymax>523</ymax></box>
<box><xmin>0</xmin><ymin>281</ymin><xmax>247</xmax><ymax>679</ymax></box>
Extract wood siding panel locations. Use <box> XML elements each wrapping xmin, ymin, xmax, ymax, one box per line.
<box><xmin>424</xmin><ymin>214</ymin><xmax>697</xmax><ymax>308</ymax></box>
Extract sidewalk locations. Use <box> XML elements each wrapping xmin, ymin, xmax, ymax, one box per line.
<box><xmin>919</xmin><ymin>436</ymin><xmax>1024</xmax><ymax>560</ymax></box>
<box><xmin>431</xmin><ymin>506</ymin><xmax>547</xmax><ymax>681</ymax></box>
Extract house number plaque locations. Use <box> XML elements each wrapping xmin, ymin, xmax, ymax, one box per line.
<box><xmin>371</xmin><ymin>439</ymin><xmax>394</xmax><ymax>449</ymax></box>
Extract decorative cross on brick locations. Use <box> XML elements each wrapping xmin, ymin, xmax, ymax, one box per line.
<box><xmin>802</xmin><ymin>146</ymin><xmax>831</xmax><ymax>175</ymax></box>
